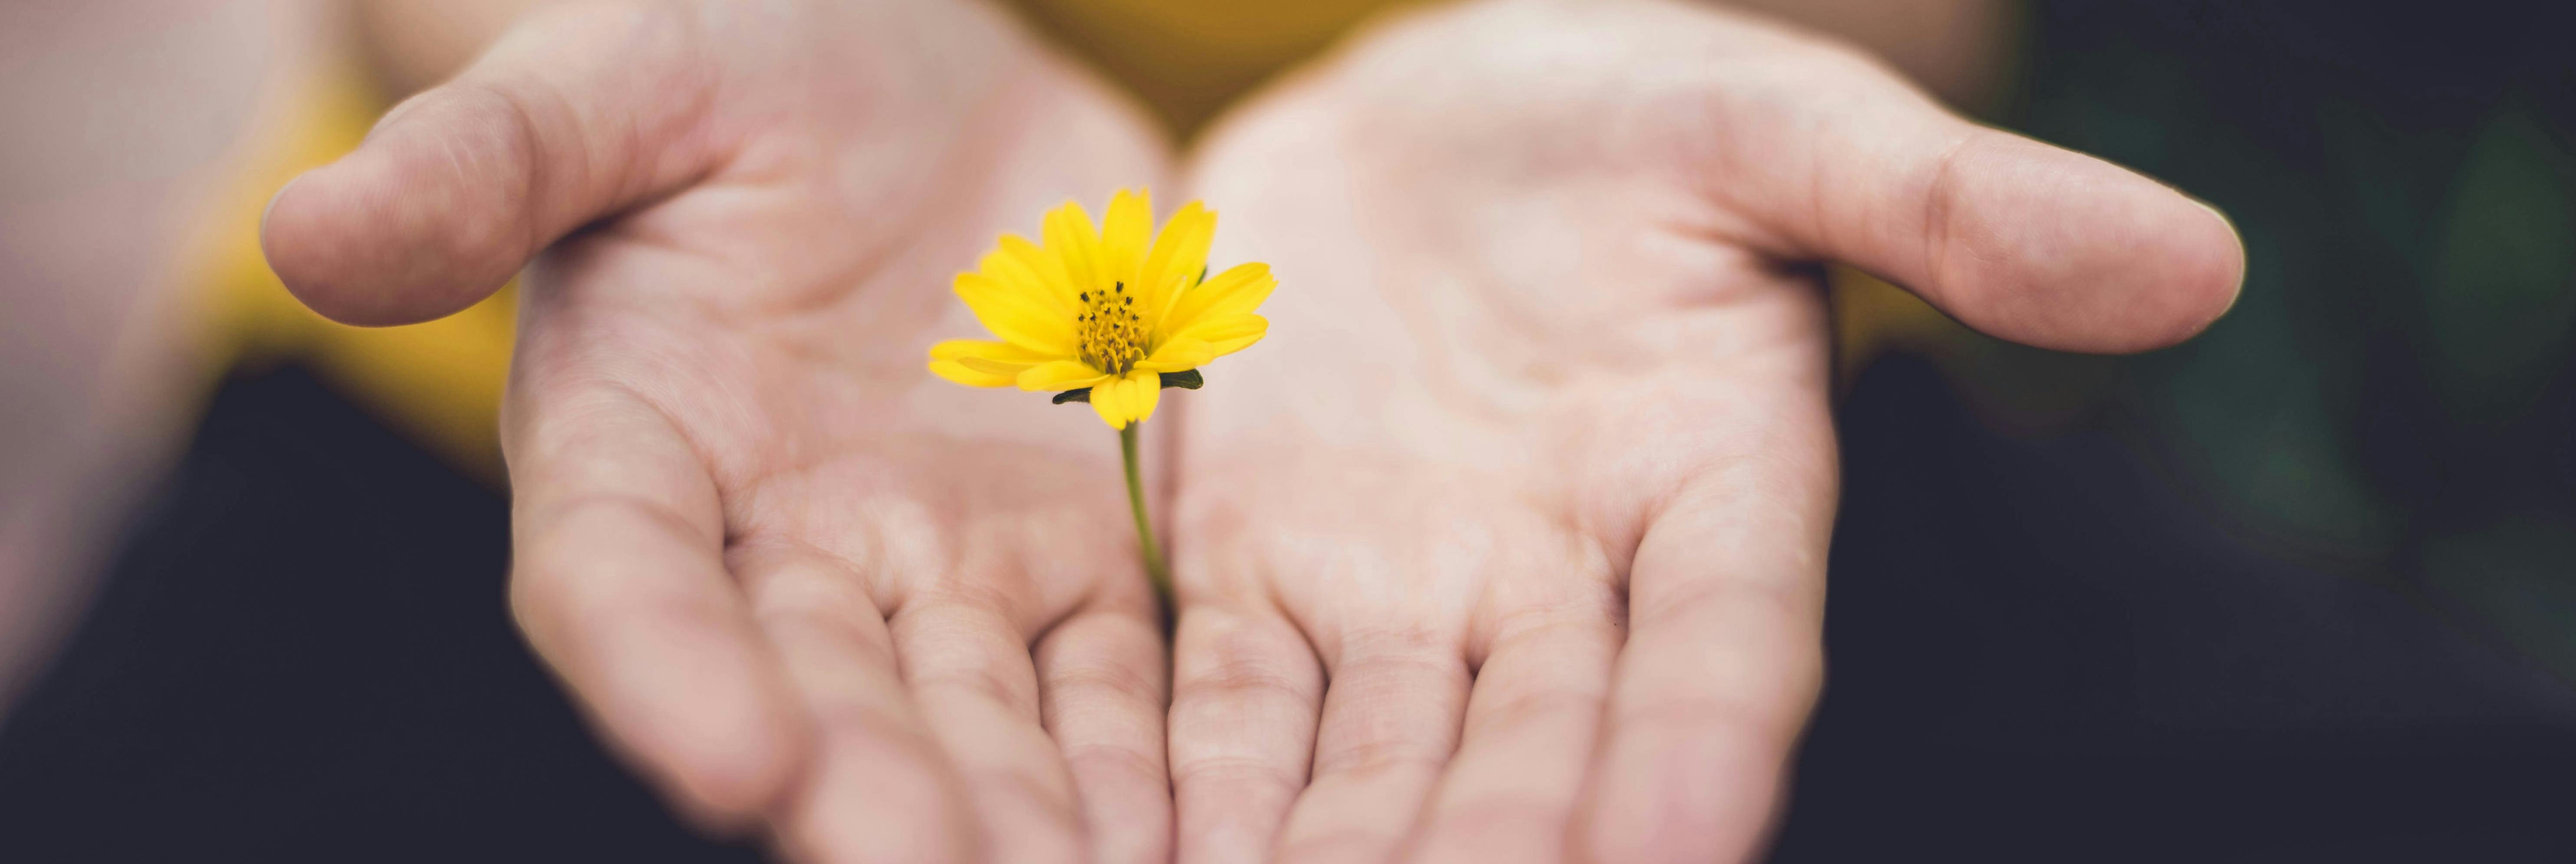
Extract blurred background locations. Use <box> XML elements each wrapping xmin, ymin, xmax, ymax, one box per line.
<box><xmin>1</xmin><ymin>0</ymin><xmax>2570</xmax><ymax>861</ymax></box>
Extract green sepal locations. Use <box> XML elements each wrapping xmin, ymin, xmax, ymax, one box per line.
<box><xmin>1050</xmin><ymin>369</ymin><xmax>1203</xmax><ymax>405</ymax></box>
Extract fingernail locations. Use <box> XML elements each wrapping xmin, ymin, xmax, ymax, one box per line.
<box><xmin>259</xmin><ymin>172</ymin><xmax>305</xmax><ymax>242</ymax></box>
<box><xmin>2189</xmin><ymin>196</ymin><xmax>2248</xmax><ymax>318</ymax></box>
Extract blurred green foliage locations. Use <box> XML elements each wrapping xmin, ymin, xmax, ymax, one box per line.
<box><xmin>1974</xmin><ymin>2</ymin><xmax>2576</xmax><ymax>678</ymax></box>
<box><xmin>2427</xmin><ymin>105</ymin><xmax>2576</xmax><ymax>420</ymax></box>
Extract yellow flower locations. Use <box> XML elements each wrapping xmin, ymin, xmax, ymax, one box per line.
<box><xmin>928</xmin><ymin>189</ymin><xmax>1276</xmax><ymax>429</ymax></box>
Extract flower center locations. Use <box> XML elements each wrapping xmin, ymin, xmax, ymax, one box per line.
<box><xmin>1076</xmin><ymin>281</ymin><xmax>1147</xmax><ymax>374</ymax></box>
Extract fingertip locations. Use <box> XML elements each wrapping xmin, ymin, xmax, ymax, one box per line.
<box><xmin>554</xmin><ymin>612</ymin><xmax>809</xmax><ymax>836</ymax></box>
<box><xmin>584</xmin><ymin>600</ymin><xmax>812</xmax><ymax>830</ymax></box>
<box><xmin>1574</xmin><ymin>730</ymin><xmax>1791</xmax><ymax>864</ymax></box>
<box><xmin>508</xmin><ymin>520</ymin><xmax>810</xmax><ymax>833</ymax></box>
<box><xmin>646</xmin><ymin>682</ymin><xmax>812</xmax><ymax>833</ymax></box>
<box><xmin>257</xmin><ymin>172</ymin><xmax>300</xmax><ymax>243</ymax></box>
<box><xmin>2080</xmin><ymin>176</ymin><xmax>2247</xmax><ymax>351</ymax></box>
<box><xmin>1928</xmin><ymin>137</ymin><xmax>2246</xmax><ymax>354</ymax></box>
<box><xmin>1167</xmin><ymin>606</ymin><xmax>1326</xmax><ymax>863</ymax></box>
<box><xmin>2180</xmin><ymin>196</ymin><xmax>2250</xmax><ymax>334</ymax></box>
<box><xmin>258</xmin><ymin>87</ymin><xmax>538</xmax><ymax>327</ymax></box>
<box><xmin>774</xmin><ymin>731</ymin><xmax>980</xmax><ymax>864</ymax></box>
<box><xmin>1035</xmin><ymin>609</ymin><xmax>1174</xmax><ymax>864</ymax></box>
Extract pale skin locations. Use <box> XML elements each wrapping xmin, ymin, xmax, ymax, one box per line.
<box><xmin>259</xmin><ymin>1</ymin><xmax>2241</xmax><ymax>863</ymax></box>
<box><xmin>268</xmin><ymin>1</ymin><xmax>1179</xmax><ymax>861</ymax></box>
<box><xmin>1168</xmin><ymin>2</ymin><xmax>2237</xmax><ymax>861</ymax></box>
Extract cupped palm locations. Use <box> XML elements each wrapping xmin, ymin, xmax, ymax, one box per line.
<box><xmin>1160</xmin><ymin>2</ymin><xmax>2241</xmax><ymax>862</ymax></box>
<box><xmin>263</xmin><ymin>1</ymin><xmax>1184</xmax><ymax>861</ymax></box>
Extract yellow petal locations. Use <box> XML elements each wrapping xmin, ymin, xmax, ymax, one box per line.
<box><xmin>1101</xmin><ymin>189</ymin><xmax>1152</xmax><ymax>292</ymax></box>
<box><xmin>1167</xmin><ymin>313</ymin><xmax>1268</xmax><ymax>358</ymax></box>
<box><xmin>1200</xmin><ymin>334</ymin><xmax>1266</xmax><ymax>356</ymax></box>
<box><xmin>1089</xmin><ymin>372</ymin><xmax>1134</xmax><ymax>429</ymax></box>
<box><xmin>1160</xmin><ymin>262</ymin><xmax>1274</xmax><ymax>338</ymax></box>
<box><xmin>998</xmin><ymin>234</ymin><xmax>1076</xmax><ymax>306</ymax></box>
<box><xmin>930</xmin><ymin>339</ymin><xmax>1060</xmax><ymax>387</ymax></box>
<box><xmin>930</xmin><ymin>338</ymin><xmax>1054</xmax><ymax>364</ymax></box>
<box><xmin>1139</xmin><ymin>202</ymin><xmax>1214</xmax><ymax>323</ymax></box>
<box><xmin>956</xmin><ymin>272</ymin><xmax>1075</xmax><ymax>353</ymax></box>
<box><xmin>1042</xmin><ymin>200</ymin><xmax>1105</xmax><ymax>298</ymax></box>
<box><xmin>979</xmin><ymin>239</ymin><xmax>1067</xmax><ymax>311</ymax></box>
<box><xmin>957</xmin><ymin>355</ymin><xmax>1038</xmax><ymax>376</ymax></box>
<box><xmin>929</xmin><ymin>360</ymin><xmax>1015</xmax><ymax>387</ymax></box>
<box><xmin>1135</xmin><ymin>338</ymin><xmax>1216</xmax><ymax>372</ymax></box>
<box><xmin>1124</xmin><ymin>369</ymin><xmax>1162</xmax><ymax>425</ymax></box>
<box><xmin>1017</xmin><ymin>360</ymin><xmax>1111</xmax><ymax>392</ymax></box>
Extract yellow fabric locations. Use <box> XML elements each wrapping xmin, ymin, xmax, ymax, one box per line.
<box><xmin>1830</xmin><ymin>266</ymin><xmax>1963</xmax><ymax>391</ymax></box>
<box><xmin>192</xmin><ymin>0</ymin><xmax>1948</xmax><ymax>478</ymax></box>
<box><xmin>1009</xmin><ymin>0</ymin><xmax>1406</xmax><ymax>136</ymax></box>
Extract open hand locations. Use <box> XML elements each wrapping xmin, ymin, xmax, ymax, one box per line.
<box><xmin>262</xmin><ymin>1</ymin><xmax>1177</xmax><ymax>860</ymax></box>
<box><xmin>1164</xmin><ymin>1</ymin><xmax>2241</xmax><ymax>861</ymax></box>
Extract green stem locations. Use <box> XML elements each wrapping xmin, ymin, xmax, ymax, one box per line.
<box><xmin>1119</xmin><ymin>424</ymin><xmax>1173</xmax><ymax>608</ymax></box>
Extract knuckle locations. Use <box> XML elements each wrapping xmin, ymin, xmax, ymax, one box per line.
<box><xmin>1061</xmin><ymin>742</ymin><xmax>1165</xmax><ymax>790</ymax></box>
<box><xmin>1049</xmin><ymin>655</ymin><xmax>1164</xmax><ymax>708</ymax></box>
<box><xmin>1313</xmin><ymin>736</ymin><xmax>1448</xmax><ymax>779</ymax></box>
<box><xmin>1171</xmin><ymin>753</ymin><xmax>1304</xmax><ymax>800</ymax></box>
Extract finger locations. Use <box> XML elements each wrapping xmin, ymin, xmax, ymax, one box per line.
<box><xmin>1272</xmin><ymin>632</ymin><xmax>1472</xmax><ymax>864</ymax></box>
<box><xmin>1572</xmin><ymin>435</ymin><xmax>1836</xmax><ymax>863</ymax></box>
<box><xmin>505</xmin><ymin>382</ymin><xmax>806</xmax><ymax>829</ymax></box>
<box><xmin>892</xmin><ymin>598</ymin><xmax>1088</xmax><ymax>863</ymax></box>
<box><xmin>1400</xmin><ymin>596</ymin><xmax>1622</xmax><ymax>864</ymax></box>
<box><xmin>733</xmin><ymin>541</ymin><xmax>979</xmax><ymax>864</ymax></box>
<box><xmin>1169</xmin><ymin>603</ymin><xmax>1327</xmax><ymax>864</ymax></box>
<box><xmin>1701</xmin><ymin>26</ymin><xmax>2243</xmax><ymax>353</ymax></box>
<box><xmin>1035</xmin><ymin>596</ymin><xmax>1174</xmax><ymax>864</ymax></box>
<box><xmin>261</xmin><ymin>3</ymin><xmax>729</xmax><ymax>325</ymax></box>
